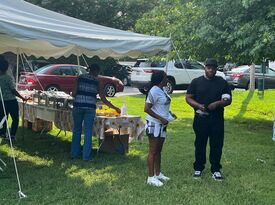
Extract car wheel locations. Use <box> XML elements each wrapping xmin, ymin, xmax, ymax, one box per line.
<box><xmin>138</xmin><ymin>88</ymin><xmax>148</xmax><ymax>95</ymax></box>
<box><xmin>46</xmin><ymin>85</ymin><xmax>59</xmax><ymax>92</ymax></box>
<box><xmin>166</xmin><ymin>79</ymin><xmax>175</xmax><ymax>94</ymax></box>
<box><xmin>104</xmin><ymin>84</ymin><xmax>116</xmax><ymax>97</ymax></box>
<box><xmin>122</xmin><ymin>77</ymin><xmax>128</xmax><ymax>86</ymax></box>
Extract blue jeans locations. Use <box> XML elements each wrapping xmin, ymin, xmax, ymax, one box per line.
<box><xmin>71</xmin><ymin>107</ymin><xmax>96</xmax><ymax>160</ymax></box>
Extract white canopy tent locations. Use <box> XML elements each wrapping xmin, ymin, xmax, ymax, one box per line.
<box><xmin>0</xmin><ymin>0</ymin><xmax>170</xmax><ymax>199</ymax></box>
<box><xmin>0</xmin><ymin>0</ymin><xmax>170</xmax><ymax>59</ymax></box>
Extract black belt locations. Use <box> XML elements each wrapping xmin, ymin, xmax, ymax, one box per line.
<box><xmin>195</xmin><ymin>113</ymin><xmax>210</xmax><ymax>118</ymax></box>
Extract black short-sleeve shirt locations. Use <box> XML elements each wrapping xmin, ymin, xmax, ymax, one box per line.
<box><xmin>187</xmin><ymin>76</ymin><xmax>232</xmax><ymax>115</ymax></box>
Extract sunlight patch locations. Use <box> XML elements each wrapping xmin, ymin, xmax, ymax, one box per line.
<box><xmin>65</xmin><ymin>165</ymin><xmax>118</xmax><ymax>186</ymax></box>
<box><xmin>0</xmin><ymin>145</ymin><xmax>53</xmax><ymax>166</ymax></box>
<box><xmin>128</xmin><ymin>149</ymin><xmax>145</xmax><ymax>156</ymax></box>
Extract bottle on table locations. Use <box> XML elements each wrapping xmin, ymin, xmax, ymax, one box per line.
<box><xmin>120</xmin><ymin>100</ymin><xmax>127</xmax><ymax>116</ymax></box>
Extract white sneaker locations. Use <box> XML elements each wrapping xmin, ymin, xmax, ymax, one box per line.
<box><xmin>193</xmin><ymin>170</ymin><xmax>202</xmax><ymax>179</ymax></box>
<box><xmin>155</xmin><ymin>172</ymin><xmax>170</xmax><ymax>181</ymax></box>
<box><xmin>147</xmin><ymin>176</ymin><xmax>163</xmax><ymax>187</ymax></box>
<box><xmin>212</xmin><ymin>171</ymin><xmax>224</xmax><ymax>181</ymax></box>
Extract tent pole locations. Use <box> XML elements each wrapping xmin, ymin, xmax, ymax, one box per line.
<box><xmin>165</xmin><ymin>53</ymin><xmax>169</xmax><ymax>73</ymax></box>
<box><xmin>81</xmin><ymin>54</ymin><xmax>89</xmax><ymax>67</ymax></box>
<box><xmin>77</xmin><ymin>49</ymin><xmax>80</xmax><ymax>66</ymax></box>
<box><xmin>77</xmin><ymin>55</ymin><xmax>80</xmax><ymax>66</ymax></box>
<box><xmin>16</xmin><ymin>49</ymin><xmax>19</xmax><ymax>89</ymax></box>
<box><xmin>0</xmin><ymin>88</ymin><xmax>27</xmax><ymax>199</ymax></box>
<box><xmin>171</xmin><ymin>39</ymin><xmax>192</xmax><ymax>82</ymax></box>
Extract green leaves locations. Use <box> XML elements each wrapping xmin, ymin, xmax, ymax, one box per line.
<box><xmin>135</xmin><ymin>0</ymin><xmax>275</xmax><ymax>63</ymax></box>
<box><xmin>26</xmin><ymin>0</ymin><xmax>160</xmax><ymax>31</ymax></box>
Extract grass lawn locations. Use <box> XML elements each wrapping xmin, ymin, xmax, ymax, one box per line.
<box><xmin>0</xmin><ymin>90</ymin><xmax>275</xmax><ymax>205</ymax></box>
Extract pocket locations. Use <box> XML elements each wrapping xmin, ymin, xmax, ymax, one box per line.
<box><xmin>153</xmin><ymin>123</ymin><xmax>161</xmax><ymax>137</ymax></box>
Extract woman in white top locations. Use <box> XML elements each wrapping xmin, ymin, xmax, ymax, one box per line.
<box><xmin>144</xmin><ymin>71</ymin><xmax>177</xmax><ymax>187</ymax></box>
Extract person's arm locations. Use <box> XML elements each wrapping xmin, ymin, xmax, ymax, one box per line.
<box><xmin>186</xmin><ymin>94</ymin><xmax>206</xmax><ymax>111</ymax></box>
<box><xmin>98</xmin><ymin>81</ymin><xmax>121</xmax><ymax>113</ymax></box>
<box><xmin>144</xmin><ymin>102</ymin><xmax>168</xmax><ymax>125</ymax></box>
<box><xmin>207</xmin><ymin>81</ymin><xmax>232</xmax><ymax>110</ymax></box>
<box><xmin>72</xmin><ymin>77</ymin><xmax>79</xmax><ymax>97</ymax></box>
<box><xmin>169</xmin><ymin>111</ymin><xmax>177</xmax><ymax>119</ymax></box>
<box><xmin>11</xmin><ymin>89</ymin><xmax>27</xmax><ymax>101</ymax></box>
<box><xmin>207</xmin><ymin>98</ymin><xmax>231</xmax><ymax>110</ymax></box>
<box><xmin>7</xmin><ymin>76</ymin><xmax>27</xmax><ymax>101</ymax></box>
<box><xmin>185</xmin><ymin>79</ymin><xmax>205</xmax><ymax>111</ymax></box>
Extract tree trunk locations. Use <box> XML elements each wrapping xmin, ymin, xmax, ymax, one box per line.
<box><xmin>249</xmin><ymin>63</ymin><xmax>255</xmax><ymax>91</ymax></box>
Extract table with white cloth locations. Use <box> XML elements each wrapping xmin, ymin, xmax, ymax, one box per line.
<box><xmin>18</xmin><ymin>102</ymin><xmax>144</xmax><ymax>141</ymax></box>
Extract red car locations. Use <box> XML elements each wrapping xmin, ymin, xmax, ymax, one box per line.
<box><xmin>18</xmin><ymin>64</ymin><xmax>124</xmax><ymax>97</ymax></box>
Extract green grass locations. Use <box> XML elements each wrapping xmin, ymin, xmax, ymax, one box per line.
<box><xmin>1</xmin><ymin>90</ymin><xmax>275</xmax><ymax>205</ymax></box>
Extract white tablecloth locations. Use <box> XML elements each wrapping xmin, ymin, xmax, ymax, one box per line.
<box><xmin>18</xmin><ymin>102</ymin><xmax>144</xmax><ymax>141</ymax></box>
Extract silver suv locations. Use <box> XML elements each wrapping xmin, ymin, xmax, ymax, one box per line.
<box><xmin>131</xmin><ymin>59</ymin><xmax>225</xmax><ymax>94</ymax></box>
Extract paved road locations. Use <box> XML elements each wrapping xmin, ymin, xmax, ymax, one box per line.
<box><xmin>115</xmin><ymin>86</ymin><xmax>186</xmax><ymax>97</ymax></box>
<box><xmin>115</xmin><ymin>86</ymin><xmax>141</xmax><ymax>97</ymax></box>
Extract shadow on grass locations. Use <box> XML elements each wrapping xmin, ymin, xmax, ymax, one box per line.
<box><xmin>226</xmin><ymin>117</ymin><xmax>273</xmax><ymax>133</ymax></box>
<box><xmin>0</xmin><ymin>127</ymin><xmax>146</xmax><ymax>203</ymax></box>
<box><xmin>234</xmin><ymin>91</ymin><xmax>254</xmax><ymax>119</ymax></box>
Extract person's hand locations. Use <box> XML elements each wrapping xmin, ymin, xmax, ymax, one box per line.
<box><xmin>198</xmin><ymin>104</ymin><xmax>206</xmax><ymax>112</ymax></box>
<box><xmin>22</xmin><ymin>97</ymin><xmax>29</xmax><ymax>102</ymax></box>
<box><xmin>171</xmin><ymin>112</ymin><xmax>177</xmax><ymax>119</ymax></box>
<box><xmin>207</xmin><ymin>101</ymin><xmax>220</xmax><ymax>110</ymax></box>
<box><xmin>114</xmin><ymin>107</ymin><xmax>121</xmax><ymax>114</ymax></box>
<box><xmin>160</xmin><ymin>118</ymin><xmax>168</xmax><ymax>125</ymax></box>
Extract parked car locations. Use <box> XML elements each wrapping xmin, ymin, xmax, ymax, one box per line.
<box><xmin>131</xmin><ymin>59</ymin><xmax>226</xmax><ymax>94</ymax></box>
<box><xmin>225</xmin><ymin>65</ymin><xmax>275</xmax><ymax>89</ymax></box>
<box><xmin>223</xmin><ymin>62</ymin><xmax>236</xmax><ymax>72</ymax></box>
<box><xmin>19</xmin><ymin>60</ymin><xmax>50</xmax><ymax>72</ymax></box>
<box><xmin>18</xmin><ymin>64</ymin><xmax>124</xmax><ymax>97</ymax></box>
<box><xmin>103</xmin><ymin>64</ymin><xmax>132</xmax><ymax>86</ymax></box>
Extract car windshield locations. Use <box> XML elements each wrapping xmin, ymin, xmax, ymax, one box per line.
<box><xmin>268</xmin><ymin>68</ymin><xmax>275</xmax><ymax>75</ymax></box>
<box><xmin>151</xmin><ymin>61</ymin><xmax>166</xmax><ymax>67</ymax></box>
<box><xmin>231</xmin><ymin>66</ymin><xmax>249</xmax><ymax>72</ymax></box>
<box><xmin>34</xmin><ymin>65</ymin><xmax>52</xmax><ymax>74</ymax></box>
<box><xmin>134</xmin><ymin>60</ymin><xmax>166</xmax><ymax>68</ymax></box>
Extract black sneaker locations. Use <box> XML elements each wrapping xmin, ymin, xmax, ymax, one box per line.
<box><xmin>193</xmin><ymin>170</ymin><xmax>202</xmax><ymax>179</ymax></box>
<box><xmin>212</xmin><ymin>171</ymin><xmax>223</xmax><ymax>181</ymax></box>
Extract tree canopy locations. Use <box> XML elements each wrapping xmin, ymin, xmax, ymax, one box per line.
<box><xmin>135</xmin><ymin>0</ymin><xmax>275</xmax><ymax>64</ymax></box>
<box><xmin>26</xmin><ymin>0</ymin><xmax>159</xmax><ymax>30</ymax></box>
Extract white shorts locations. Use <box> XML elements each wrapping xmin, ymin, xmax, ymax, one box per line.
<box><xmin>145</xmin><ymin>120</ymin><xmax>167</xmax><ymax>138</ymax></box>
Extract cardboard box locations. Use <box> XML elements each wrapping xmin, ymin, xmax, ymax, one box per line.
<box><xmin>22</xmin><ymin>118</ymin><xmax>32</xmax><ymax>129</ymax></box>
<box><xmin>32</xmin><ymin>119</ymin><xmax>52</xmax><ymax>132</ymax></box>
<box><xmin>114</xmin><ymin>134</ymin><xmax>129</xmax><ymax>154</ymax></box>
<box><xmin>99</xmin><ymin>129</ymin><xmax>129</xmax><ymax>154</ymax></box>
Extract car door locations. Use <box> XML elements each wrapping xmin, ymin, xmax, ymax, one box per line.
<box><xmin>254</xmin><ymin>67</ymin><xmax>264</xmax><ymax>87</ymax></box>
<box><xmin>53</xmin><ymin>66</ymin><xmax>76</xmax><ymax>93</ymax></box>
<box><xmin>264</xmin><ymin>68</ymin><xmax>275</xmax><ymax>88</ymax></box>
<box><xmin>170</xmin><ymin>60</ymin><xmax>204</xmax><ymax>85</ymax></box>
<box><xmin>64</xmin><ymin>66</ymin><xmax>79</xmax><ymax>92</ymax></box>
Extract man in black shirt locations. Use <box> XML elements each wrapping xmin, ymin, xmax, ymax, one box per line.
<box><xmin>186</xmin><ymin>58</ymin><xmax>232</xmax><ymax>181</ymax></box>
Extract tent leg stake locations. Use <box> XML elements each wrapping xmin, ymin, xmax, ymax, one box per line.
<box><xmin>0</xmin><ymin>88</ymin><xmax>27</xmax><ymax>199</ymax></box>
<box><xmin>19</xmin><ymin>191</ymin><xmax>27</xmax><ymax>199</ymax></box>
<box><xmin>0</xmin><ymin>158</ymin><xmax>7</xmax><ymax>172</ymax></box>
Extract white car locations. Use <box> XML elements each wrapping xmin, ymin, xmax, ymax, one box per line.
<box><xmin>131</xmin><ymin>59</ymin><xmax>226</xmax><ymax>94</ymax></box>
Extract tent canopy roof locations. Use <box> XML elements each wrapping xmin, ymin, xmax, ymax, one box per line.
<box><xmin>0</xmin><ymin>0</ymin><xmax>170</xmax><ymax>59</ymax></box>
